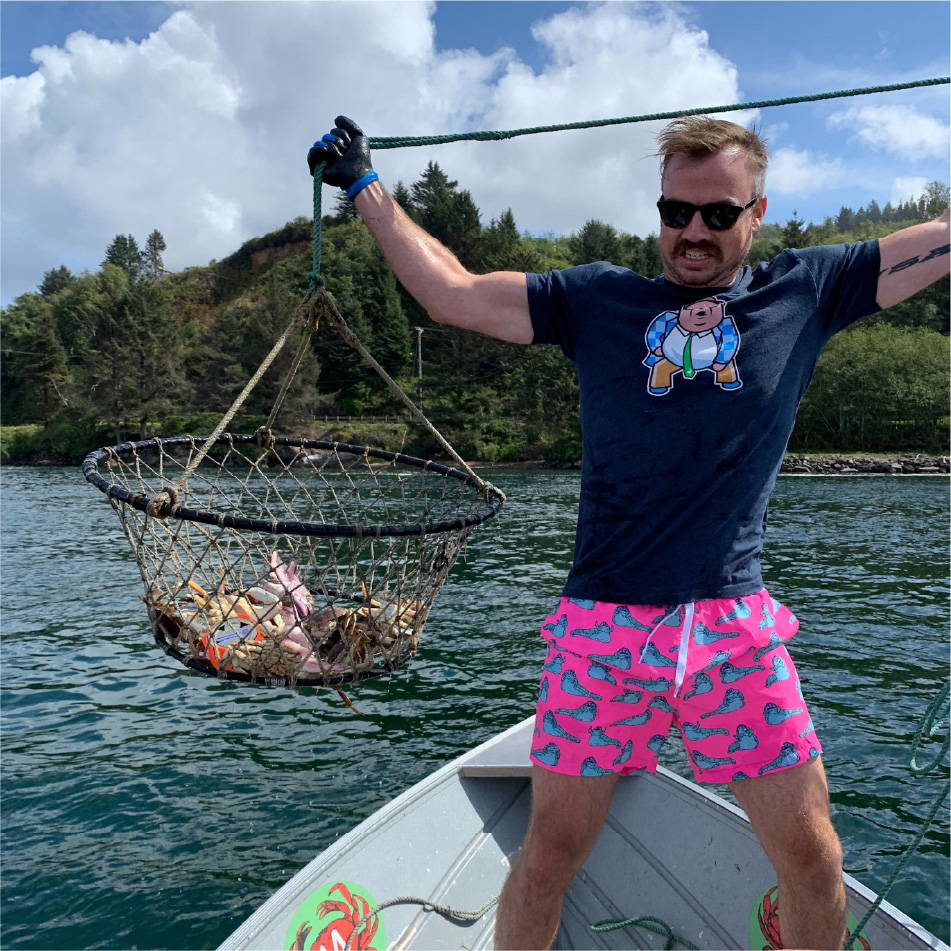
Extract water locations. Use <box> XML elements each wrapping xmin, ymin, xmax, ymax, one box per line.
<box><xmin>1</xmin><ymin>467</ymin><xmax>948</xmax><ymax>950</ymax></box>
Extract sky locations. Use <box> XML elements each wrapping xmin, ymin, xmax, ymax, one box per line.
<box><xmin>2</xmin><ymin>1</ymin><xmax>949</xmax><ymax>304</ymax></box>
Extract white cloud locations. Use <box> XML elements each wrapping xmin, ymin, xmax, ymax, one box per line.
<box><xmin>890</xmin><ymin>176</ymin><xmax>929</xmax><ymax>206</ymax></box>
<box><xmin>765</xmin><ymin>148</ymin><xmax>844</xmax><ymax>195</ymax></box>
<box><xmin>2</xmin><ymin>1</ymin><xmax>748</xmax><ymax>301</ymax></box>
<box><xmin>826</xmin><ymin>104</ymin><xmax>950</xmax><ymax>159</ymax></box>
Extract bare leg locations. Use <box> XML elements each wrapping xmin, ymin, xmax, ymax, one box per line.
<box><xmin>494</xmin><ymin>765</ymin><xmax>619</xmax><ymax>950</ymax></box>
<box><xmin>730</xmin><ymin>757</ymin><xmax>847</xmax><ymax>950</ymax></box>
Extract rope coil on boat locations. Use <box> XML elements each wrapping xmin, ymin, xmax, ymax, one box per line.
<box><xmin>341</xmin><ymin>895</ymin><xmax>500</xmax><ymax>951</ymax></box>
<box><xmin>590</xmin><ymin>913</ymin><xmax>700</xmax><ymax>950</ymax></box>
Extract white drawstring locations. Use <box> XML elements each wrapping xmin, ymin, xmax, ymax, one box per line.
<box><xmin>672</xmin><ymin>602</ymin><xmax>695</xmax><ymax>696</ymax></box>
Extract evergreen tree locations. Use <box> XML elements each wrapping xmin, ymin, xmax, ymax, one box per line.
<box><xmin>481</xmin><ymin>209</ymin><xmax>520</xmax><ymax>269</ymax></box>
<box><xmin>391</xmin><ymin>181</ymin><xmax>413</xmax><ymax>212</ymax></box>
<box><xmin>835</xmin><ymin>206</ymin><xmax>857</xmax><ymax>232</ymax></box>
<box><xmin>81</xmin><ymin>264</ymin><xmax>189</xmax><ymax>441</ymax></box>
<box><xmin>399</xmin><ymin>163</ymin><xmax>483</xmax><ymax>266</ymax></box>
<box><xmin>921</xmin><ymin>181</ymin><xmax>951</xmax><ymax>218</ymax></box>
<box><xmin>333</xmin><ymin>192</ymin><xmax>360</xmax><ymax>223</ymax></box>
<box><xmin>39</xmin><ymin>265</ymin><xmax>75</xmax><ymax>297</ymax></box>
<box><xmin>0</xmin><ymin>293</ymin><xmax>63</xmax><ymax>423</ymax></box>
<box><xmin>144</xmin><ymin>230</ymin><xmax>167</xmax><ymax>280</ymax></box>
<box><xmin>26</xmin><ymin>307</ymin><xmax>71</xmax><ymax>418</ymax></box>
<box><xmin>447</xmin><ymin>189</ymin><xmax>483</xmax><ymax>269</ymax></box>
<box><xmin>623</xmin><ymin>233</ymin><xmax>663</xmax><ymax>276</ymax></box>
<box><xmin>410</xmin><ymin>162</ymin><xmax>459</xmax><ymax>241</ymax></box>
<box><xmin>480</xmin><ymin>209</ymin><xmax>543</xmax><ymax>272</ymax></box>
<box><xmin>781</xmin><ymin>212</ymin><xmax>807</xmax><ymax>249</ymax></box>
<box><xmin>568</xmin><ymin>220</ymin><xmax>622</xmax><ymax>265</ymax></box>
<box><xmin>103</xmin><ymin>234</ymin><xmax>144</xmax><ymax>281</ymax></box>
<box><xmin>803</xmin><ymin>217</ymin><xmax>838</xmax><ymax>246</ymax></box>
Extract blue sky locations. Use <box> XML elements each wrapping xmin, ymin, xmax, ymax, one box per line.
<box><xmin>2</xmin><ymin>1</ymin><xmax>948</xmax><ymax>302</ymax></box>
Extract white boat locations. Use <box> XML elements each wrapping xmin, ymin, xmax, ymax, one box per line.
<box><xmin>219</xmin><ymin>716</ymin><xmax>947</xmax><ymax>951</ymax></box>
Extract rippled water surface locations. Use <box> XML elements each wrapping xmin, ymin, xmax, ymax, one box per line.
<box><xmin>1</xmin><ymin>468</ymin><xmax>948</xmax><ymax>949</ymax></box>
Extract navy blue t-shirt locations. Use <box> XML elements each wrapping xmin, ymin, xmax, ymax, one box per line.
<box><xmin>527</xmin><ymin>242</ymin><xmax>881</xmax><ymax>605</ymax></box>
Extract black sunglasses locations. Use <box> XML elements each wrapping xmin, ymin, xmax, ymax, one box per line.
<box><xmin>656</xmin><ymin>196</ymin><xmax>758</xmax><ymax>231</ymax></box>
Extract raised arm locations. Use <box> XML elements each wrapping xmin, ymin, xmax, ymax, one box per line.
<box><xmin>309</xmin><ymin>117</ymin><xmax>533</xmax><ymax>345</ymax></box>
<box><xmin>876</xmin><ymin>206</ymin><xmax>950</xmax><ymax>310</ymax></box>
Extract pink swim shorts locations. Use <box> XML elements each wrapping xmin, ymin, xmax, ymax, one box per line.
<box><xmin>530</xmin><ymin>590</ymin><xmax>822</xmax><ymax>784</ymax></box>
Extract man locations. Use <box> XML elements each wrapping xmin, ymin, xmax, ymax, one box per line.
<box><xmin>309</xmin><ymin>115</ymin><xmax>949</xmax><ymax>950</ymax></box>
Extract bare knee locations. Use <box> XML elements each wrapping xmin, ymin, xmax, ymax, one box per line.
<box><xmin>774</xmin><ymin>814</ymin><xmax>844</xmax><ymax>884</ymax></box>
<box><xmin>515</xmin><ymin>824</ymin><xmax>592</xmax><ymax>896</ymax></box>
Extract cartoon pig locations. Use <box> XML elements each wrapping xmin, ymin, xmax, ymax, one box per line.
<box><xmin>643</xmin><ymin>297</ymin><xmax>742</xmax><ymax>395</ymax></box>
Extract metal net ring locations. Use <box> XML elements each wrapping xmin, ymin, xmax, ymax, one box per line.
<box><xmin>82</xmin><ymin>434</ymin><xmax>504</xmax><ymax>688</ymax></box>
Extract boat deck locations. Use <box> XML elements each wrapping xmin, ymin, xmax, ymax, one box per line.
<box><xmin>219</xmin><ymin>717</ymin><xmax>947</xmax><ymax>951</ymax></box>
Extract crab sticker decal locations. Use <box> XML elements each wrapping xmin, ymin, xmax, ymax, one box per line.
<box><xmin>643</xmin><ymin>296</ymin><xmax>742</xmax><ymax>395</ymax></box>
<box><xmin>286</xmin><ymin>880</ymin><xmax>387</xmax><ymax>951</ymax></box>
<box><xmin>750</xmin><ymin>884</ymin><xmax>871</xmax><ymax>950</ymax></box>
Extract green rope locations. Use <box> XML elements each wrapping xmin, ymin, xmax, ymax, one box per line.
<box><xmin>590</xmin><ymin>913</ymin><xmax>699</xmax><ymax>950</ymax></box>
<box><xmin>306</xmin><ymin>76</ymin><xmax>949</xmax><ymax>290</ymax></box>
<box><xmin>309</xmin><ymin>160</ymin><xmax>326</xmax><ymax>295</ymax></box>
<box><xmin>368</xmin><ymin>77</ymin><xmax>949</xmax><ymax>149</ymax></box>
<box><xmin>843</xmin><ymin>678</ymin><xmax>950</xmax><ymax>949</ymax></box>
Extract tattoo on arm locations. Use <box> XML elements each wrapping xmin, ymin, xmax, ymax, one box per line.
<box><xmin>880</xmin><ymin>243</ymin><xmax>950</xmax><ymax>275</ymax></box>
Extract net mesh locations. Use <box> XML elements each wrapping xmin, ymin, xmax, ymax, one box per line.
<box><xmin>84</xmin><ymin>433</ymin><xmax>502</xmax><ymax>688</ymax></box>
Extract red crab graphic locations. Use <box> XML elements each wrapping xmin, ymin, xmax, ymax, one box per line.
<box><xmin>757</xmin><ymin>885</ymin><xmax>870</xmax><ymax>950</ymax></box>
<box><xmin>289</xmin><ymin>882</ymin><xmax>381</xmax><ymax>951</ymax></box>
<box><xmin>758</xmin><ymin>884</ymin><xmax>783</xmax><ymax>949</ymax></box>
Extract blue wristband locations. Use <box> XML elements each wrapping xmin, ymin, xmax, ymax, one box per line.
<box><xmin>346</xmin><ymin>170</ymin><xmax>379</xmax><ymax>200</ymax></box>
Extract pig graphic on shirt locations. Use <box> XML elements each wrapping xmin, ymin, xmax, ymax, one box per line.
<box><xmin>643</xmin><ymin>297</ymin><xmax>743</xmax><ymax>396</ymax></box>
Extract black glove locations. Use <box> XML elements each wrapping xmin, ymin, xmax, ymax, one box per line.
<box><xmin>307</xmin><ymin>116</ymin><xmax>375</xmax><ymax>193</ymax></box>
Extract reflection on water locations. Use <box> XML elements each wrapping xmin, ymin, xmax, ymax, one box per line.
<box><xmin>1</xmin><ymin>468</ymin><xmax>948</xmax><ymax>949</ymax></box>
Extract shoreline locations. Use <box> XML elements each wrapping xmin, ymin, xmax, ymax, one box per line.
<box><xmin>5</xmin><ymin>452</ymin><xmax>949</xmax><ymax>476</ymax></box>
<box><xmin>476</xmin><ymin>453</ymin><xmax>950</xmax><ymax>475</ymax></box>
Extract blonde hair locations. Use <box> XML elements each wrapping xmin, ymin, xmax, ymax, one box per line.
<box><xmin>657</xmin><ymin>117</ymin><xmax>768</xmax><ymax>197</ymax></box>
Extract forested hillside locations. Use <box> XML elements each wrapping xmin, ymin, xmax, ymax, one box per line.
<box><xmin>2</xmin><ymin>167</ymin><xmax>948</xmax><ymax>463</ymax></box>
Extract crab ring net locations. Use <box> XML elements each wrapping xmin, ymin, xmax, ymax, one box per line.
<box><xmin>82</xmin><ymin>433</ymin><xmax>503</xmax><ymax>688</ymax></box>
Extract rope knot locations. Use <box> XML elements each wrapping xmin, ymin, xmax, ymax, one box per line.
<box><xmin>146</xmin><ymin>487</ymin><xmax>178</xmax><ymax>519</ymax></box>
